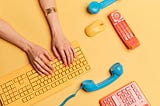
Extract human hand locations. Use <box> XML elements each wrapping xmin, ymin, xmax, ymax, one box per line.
<box><xmin>25</xmin><ymin>42</ymin><xmax>53</xmax><ymax>76</ymax></box>
<box><xmin>51</xmin><ymin>30</ymin><xmax>76</xmax><ymax>66</ymax></box>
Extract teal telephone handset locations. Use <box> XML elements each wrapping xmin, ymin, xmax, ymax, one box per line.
<box><xmin>88</xmin><ymin>0</ymin><xmax>117</xmax><ymax>14</ymax></box>
<box><xmin>82</xmin><ymin>62</ymin><xmax>123</xmax><ymax>92</ymax></box>
<box><xmin>60</xmin><ymin>62</ymin><xmax>123</xmax><ymax>106</ymax></box>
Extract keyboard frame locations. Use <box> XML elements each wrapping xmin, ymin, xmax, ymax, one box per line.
<box><xmin>0</xmin><ymin>41</ymin><xmax>91</xmax><ymax>106</ymax></box>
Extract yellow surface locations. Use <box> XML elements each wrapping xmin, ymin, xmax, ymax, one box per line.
<box><xmin>0</xmin><ymin>0</ymin><xmax>160</xmax><ymax>106</ymax></box>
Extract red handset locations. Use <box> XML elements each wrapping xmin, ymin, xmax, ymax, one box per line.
<box><xmin>109</xmin><ymin>10</ymin><xmax>140</xmax><ymax>49</ymax></box>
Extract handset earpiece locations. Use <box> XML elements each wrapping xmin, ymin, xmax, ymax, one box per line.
<box><xmin>88</xmin><ymin>0</ymin><xmax>117</xmax><ymax>14</ymax></box>
<box><xmin>82</xmin><ymin>62</ymin><xmax>123</xmax><ymax>92</ymax></box>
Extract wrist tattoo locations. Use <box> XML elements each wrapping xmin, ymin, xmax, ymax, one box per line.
<box><xmin>45</xmin><ymin>7</ymin><xmax>57</xmax><ymax>16</ymax></box>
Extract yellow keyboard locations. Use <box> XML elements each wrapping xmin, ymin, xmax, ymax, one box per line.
<box><xmin>0</xmin><ymin>41</ymin><xmax>91</xmax><ymax>106</ymax></box>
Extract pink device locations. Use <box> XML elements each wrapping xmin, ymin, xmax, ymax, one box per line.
<box><xmin>99</xmin><ymin>81</ymin><xmax>150</xmax><ymax>106</ymax></box>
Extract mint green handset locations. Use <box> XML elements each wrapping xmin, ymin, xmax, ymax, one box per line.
<box><xmin>60</xmin><ymin>62</ymin><xmax>123</xmax><ymax>106</ymax></box>
<box><xmin>82</xmin><ymin>62</ymin><xmax>123</xmax><ymax>92</ymax></box>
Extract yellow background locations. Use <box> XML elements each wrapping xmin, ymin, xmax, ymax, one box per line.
<box><xmin>0</xmin><ymin>0</ymin><xmax>160</xmax><ymax>106</ymax></box>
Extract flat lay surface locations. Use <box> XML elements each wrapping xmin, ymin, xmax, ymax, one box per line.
<box><xmin>0</xmin><ymin>0</ymin><xmax>160</xmax><ymax>105</ymax></box>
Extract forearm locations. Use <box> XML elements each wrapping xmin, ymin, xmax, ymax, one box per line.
<box><xmin>39</xmin><ymin>0</ymin><xmax>63</xmax><ymax>36</ymax></box>
<box><xmin>0</xmin><ymin>19</ymin><xmax>32</xmax><ymax>52</ymax></box>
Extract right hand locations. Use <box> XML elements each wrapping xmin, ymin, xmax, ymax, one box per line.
<box><xmin>25</xmin><ymin>42</ymin><xmax>53</xmax><ymax>76</ymax></box>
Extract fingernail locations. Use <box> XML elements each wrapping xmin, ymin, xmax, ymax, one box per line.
<box><xmin>50</xmin><ymin>61</ymin><xmax>54</xmax><ymax>65</ymax></box>
<box><xmin>51</xmin><ymin>66</ymin><xmax>53</xmax><ymax>70</ymax></box>
<box><xmin>41</xmin><ymin>74</ymin><xmax>45</xmax><ymax>77</ymax></box>
<box><xmin>74</xmin><ymin>54</ymin><xmax>76</xmax><ymax>57</ymax></box>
